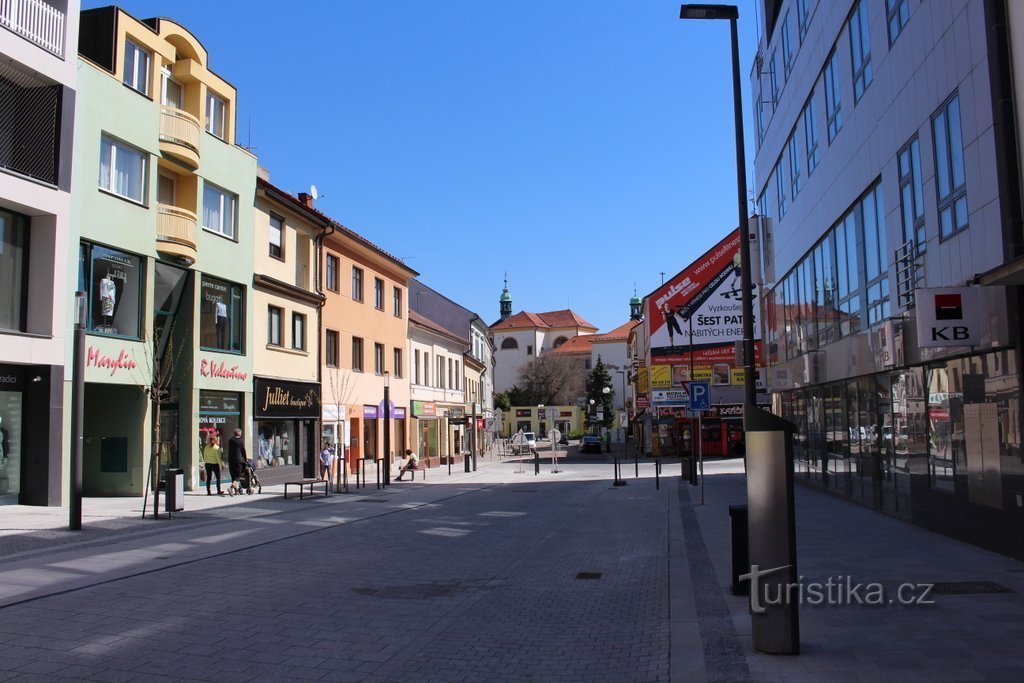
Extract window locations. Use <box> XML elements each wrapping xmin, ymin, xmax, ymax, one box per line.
<box><xmin>437</xmin><ymin>356</ymin><xmax>445</xmax><ymax>388</ymax></box>
<box><xmin>414</xmin><ymin>349</ymin><xmax>421</xmax><ymax>384</ymax></box>
<box><xmin>393</xmin><ymin>287</ymin><xmax>402</xmax><ymax>317</ymax></box>
<box><xmin>898</xmin><ymin>136</ymin><xmax>926</xmax><ymax>253</ymax></box>
<box><xmin>99</xmin><ymin>136</ymin><xmax>146</xmax><ymax>203</ymax></box>
<box><xmin>553</xmin><ymin>336</ymin><xmax>568</xmax><ymax>348</ymax></box>
<box><xmin>769</xmin><ymin>50</ymin><xmax>780</xmax><ymax>106</ymax></box>
<box><xmin>787</xmin><ymin>127</ymin><xmax>801</xmax><ymax>200</ymax></box>
<box><xmin>352</xmin><ymin>267</ymin><xmax>363</xmax><ymax>302</ymax></box>
<box><xmin>374</xmin><ymin>277</ymin><xmax>384</xmax><ymax>310</ymax></box>
<box><xmin>424</xmin><ymin>353</ymin><xmax>430</xmax><ymax>385</ymax></box>
<box><xmin>932</xmin><ymin>94</ymin><xmax>968</xmax><ymax>238</ymax></box>
<box><xmin>160</xmin><ymin>67</ymin><xmax>182</xmax><ymax>108</ymax></box>
<box><xmin>803</xmin><ymin>92</ymin><xmax>819</xmax><ymax>175</ymax></box>
<box><xmin>0</xmin><ymin>209</ymin><xmax>27</xmax><ymax>332</ymax></box>
<box><xmin>501</xmin><ymin>338</ymin><xmax>518</xmax><ymax>350</ymax></box>
<box><xmin>886</xmin><ymin>0</ymin><xmax>909</xmax><ymax>45</ymax></box>
<box><xmin>849</xmin><ymin>0</ymin><xmax>873</xmax><ymax>102</ymax></box>
<box><xmin>77</xmin><ymin>242</ymin><xmax>143</xmax><ymax>339</ymax></box>
<box><xmin>157</xmin><ymin>173</ymin><xmax>175</xmax><ymax>205</ymax></box>
<box><xmin>455</xmin><ymin>360</ymin><xmax>460</xmax><ymax>390</ymax></box>
<box><xmin>206</xmin><ymin>92</ymin><xmax>226</xmax><ymax>139</ymax></box>
<box><xmin>374</xmin><ymin>342</ymin><xmax>385</xmax><ymax>374</ymax></box>
<box><xmin>326</xmin><ymin>254</ymin><xmax>339</xmax><ymax>292</ymax></box>
<box><xmin>123</xmin><ymin>40</ymin><xmax>150</xmax><ymax>95</ymax></box>
<box><xmin>352</xmin><ymin>337</ymin><xmax>364</xmax><ymax>371</ymax></box>
<box><xmin>527</xmin><ymin>345</ymin><xmax>533</xmax><ymax>355</ymax></box>
<box><xmin>797</xmin><ymin>0</ymin><xmax>813</xmax><ymax>43</ymax></box>
<box><xmin>393</xmin><ymin>348</ymin><xmax>403</xmax><ymax>379</ymax></box>
<box><xmin>267</xmin><ymin>306</ymin><xmax>282</xmax><ymax>346</ymax></box>
<box><xmin>448</xmin><ymin>358</ymin><xmax>453</xmax><ymax>390</ymax></box>
<box><xmin>203</xmin><ymin>183</ymin><xmax>237</xmax><ymax>239</ymax></box>
<box><xmin>200</xmin><ymin>275</ymin><xmax>244</xmax><ymax>352</ymax></box>
<box><xmin>755</xmin><ymin>84</ymin><xmax>767</xmax><ymax>143</ymax></box>
<box><xmin>775</xmin><ymin>158</ymin><xmax>787</xmax><ymax>219</ymax></box>
<box><xmin>862</xmin><ymin>185</ymin><xmax>890</xmax><ymax>326</ymax></box>
<box><xmin>268</xmin><ymin>214</ymin><xmax>283</xmax><ymax>258</ymax></box>
<box><xmin>824</xmin><ymin>48</ymin><xmax>843</xmax><ymax>142</ymax></box>
<box><xmin>781</xmin><ymin>12</ymin><xmax>794</xmax><ymax>80</ymax></box>
<box><xmin>326</xmin><ymin>330</ymin><xmax>339</xmax><ymax>367</ymax></box>
<box><xmin>292</xmin><ymin>313</ymin><xmax>306</xmax><ymax>351</ymax></box>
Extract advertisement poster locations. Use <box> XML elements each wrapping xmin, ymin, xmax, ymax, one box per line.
<box><xmin>648</xmin><ymin>229</ymin><xmax>761</xmax><ymax>363</ymax></box>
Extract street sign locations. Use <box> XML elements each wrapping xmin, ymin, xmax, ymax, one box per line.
<box><xmin>689</xmin><ymin>381</ymin><xmax>710</xmax><ymax>411</ymax></box>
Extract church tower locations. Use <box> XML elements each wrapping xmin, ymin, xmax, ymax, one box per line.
<box><xmin>499</xmin><ymin>274</ymin><xmax>512</xmax><ymax>321</ymax></box>
<box><xmin>629</xmin><ymin>287</ymin><xmax>642</xmax><ymax>321</ymax></box>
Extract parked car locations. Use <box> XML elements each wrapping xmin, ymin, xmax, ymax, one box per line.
<box><xmin>580</xmin><ymin>435</ymin><xmax>602</xmax><ymax>454</ymax></box>
<box><xmin>511</xmin><ymin>431</ymin><xmax>537</xmax><ymax>455</ymax></box>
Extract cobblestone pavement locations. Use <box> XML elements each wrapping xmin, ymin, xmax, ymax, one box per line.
<box><xmin>4</xmin><ymin>449</ymin><xmax>1024</xmax><ymax>681</ymax></box>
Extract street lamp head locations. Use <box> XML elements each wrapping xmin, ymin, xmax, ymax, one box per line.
<box><xmin>74</xmin><ymin>290</ymin><xmax>87</xmax><ymax>329</ymax></box>
<box><xmin>602</xmin><ymin>386</ymin><xmax>611</xmax><ymax>395</ymax></box>
<box><xmin>589</xmin><ymin>399</ymin><xmax>595</xmax><ymax>406</ymax></box>
<box><xmin>679</xmin><ymin>4</ymin><xmax>738</xmax><ymax>20</ymax></box>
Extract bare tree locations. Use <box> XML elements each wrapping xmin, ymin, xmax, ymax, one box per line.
<box><xmin>323</xmin><ymin>366</ymin><xmax>357</xmax><ymax>489</ymax></box>
<box><xmin>515</xmin><ymin>355</ymin><xmax>586</xmax><ymax>405</ymax></box>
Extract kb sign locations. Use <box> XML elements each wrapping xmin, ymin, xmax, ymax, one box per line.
<box><xmin>915</xmin><ymin>287</ymin><xmax>983</xmax><ymax>348</ymax></box>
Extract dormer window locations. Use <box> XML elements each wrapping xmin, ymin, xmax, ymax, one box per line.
<box><xmin>123</xmin><ymin>40</ymin><xmax>150</xmax><ymax>95</ymax></box>
<box><xmin>206</xmin><ymin>91</ymin><xmax>226</xmax><ymax>139</ymax></box>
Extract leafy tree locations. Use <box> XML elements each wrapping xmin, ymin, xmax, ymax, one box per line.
<box><xmin>586</xmin><ymin>356</ymin><xmax>614</xmax><ymax>428</ymax></box>
<box><xmin>514</xmin><ymin>355</ymin><xmax>585</xmax><ymax>405</ymax></box>
<box><xmin>493</xmin><ymin>391</ymin><xmax>512</xmax><ymax>412</ymax></box>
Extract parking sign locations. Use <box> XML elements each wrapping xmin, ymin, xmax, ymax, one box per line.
<box><xmin>689</xmin><ymin>381</ymin><xmax>710</xmax><ymax>411</ymax></box>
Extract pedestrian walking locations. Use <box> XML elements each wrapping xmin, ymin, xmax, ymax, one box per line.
<box><xmin>202</xmin><ymin>434</ymin><xmax>224</xmax><ymax>495</ymax></box>
<box><xmin>227</xmin><ymin>428</ymin><xmax>247</xmax><ymax>496</ymax></box>
<box><xmin>319</xmin><ymin>442</ymin><xmax>335</xmax><ymax>481</ymax></box>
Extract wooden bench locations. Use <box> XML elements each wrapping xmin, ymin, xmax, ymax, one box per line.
<box><xmin>284</xmin><ymin>479</ymin><xmax>329</xmax><ymax>499</ymax></box>
<box><xmin>393</xmin><ymin>463</ymin><xmax>425</xmax><ymax>482</ymax></box>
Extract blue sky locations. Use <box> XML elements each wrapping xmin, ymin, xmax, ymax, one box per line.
<box><xmin>83</xmin><ymin>0</ymin><xmax>761</xmax><ymax>333</ymax></box>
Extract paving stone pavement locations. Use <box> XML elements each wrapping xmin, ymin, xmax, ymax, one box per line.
<box><xmin>2</xmin><ymin>448</ymin><xmax>1024</xmax><ymax>681</ymax></box>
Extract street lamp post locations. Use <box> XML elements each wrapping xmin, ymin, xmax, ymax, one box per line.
<box><xmin>615</xmin><ymin>370</ymin><xmax>635</xmax><ymax>478</ymax></box>
<box><xmin>680</xmin><ymin>3</ymin><xmax>799</xmax><ymax>655</ymax></box>
<box><xmin>70</xmin><ymin>291</ymin><xmax>86</xmax><ymax>531</ymax></box>
<box><xmin>383</xmin><ymin>371</ymin><xmax>390</xmax><ymax>487</ymax></box>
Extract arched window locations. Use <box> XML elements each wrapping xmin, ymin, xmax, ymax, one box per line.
<box><xmin>553</xmin><ymin>336</ymin><xmax>568</xmax><ymax>348</ymax></box>
<box><xmin>501</xmin><ymin>337</ymin><xmax>519</xmax><ymax>349</ymax></box>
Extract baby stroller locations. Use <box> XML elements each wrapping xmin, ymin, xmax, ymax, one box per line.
<box><xmin>238</xmin><ymin>459</ymin><xmax>261</xmax><ymax>495</ymax></box>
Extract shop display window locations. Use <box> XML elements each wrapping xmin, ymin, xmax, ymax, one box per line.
<box><xmin>78</xmin><ymin>242</ymin><xmax>143</xmax><ymax>338</ymax></box>
<box><xmin>199</xmin><ymin>275</ymin><xmax>244</xmax><ymax>353</ymax></box>
<box><xmin>256</xmin><ymin>421</ymin><xmax>295</xmax><ymax>468</ymax></box>
<box><xmin>0</xmin><ymin>389</ymin><xmax>22</xmax><ymax>498</ymax></box>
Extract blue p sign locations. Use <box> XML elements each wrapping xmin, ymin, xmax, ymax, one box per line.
<box><xmin>689</xmin><ymin>381</ymin><xmax>710</xmax><ymax>411</ymax></box>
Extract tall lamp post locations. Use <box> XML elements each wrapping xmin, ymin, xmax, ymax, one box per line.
<box><xmin>615</xmin><ymin>370</ymin><xmax>636</xmax><ymax>478</ymax></box>
<box><xmin>680</xmin><ymin>3</ymin><xmax>799</xmax><ymax>655</ymax></box>
<box><xmin>70</xmin><ymin>291</ymin><xmax>86</xmax><ymax>530</ymax></box>
<box><xmin>383</xmin><ymin>371</ymin><xmax>390</xmax><ymax>487</ymax></box>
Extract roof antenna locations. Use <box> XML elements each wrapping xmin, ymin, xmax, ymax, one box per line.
<box><xmin>660</xmin><ymin>272</ymin><xmax>665</xmax><ymax>285</ymax></box>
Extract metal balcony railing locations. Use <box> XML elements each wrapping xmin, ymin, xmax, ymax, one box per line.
<box><xmin>0</xmin><ymin>0</ymin><xmax>65</xmax><ymax>57</ymax></box>
<box><xmin>0</xmin><ymin>58</ymin><xmax>60</xmax><ymax>184</ymax></box>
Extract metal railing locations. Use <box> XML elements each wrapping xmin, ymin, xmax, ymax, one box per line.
<box><xmin>156</xmin><ymin>204</ymin><xmax>198</xmax><ymax>249</ymax></box>
<box><xmin>894</xmin><ymin>239</ymin><xmax>923</xmax><ymax>308</ymax></box>
<box><xmin>0</xmin><ymin>58</ymin><xmax>60</xmax><ymax>184</ymax></box>
<box><xmin>159</xmin><ymin>107</ymin><xmax>201</xmax><ymax>154</ymax></box>
<box><xmin>0</xmin><ymin>0</ymin><xmax>65</xmax><ymax>57</ymax></box>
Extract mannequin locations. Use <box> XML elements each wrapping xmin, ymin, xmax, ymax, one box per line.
<box><xmin>0</xmin><ymin>415</ymin><xmax>7</xmax><ymax>468</ymax></box>
<box><xmin>99</xmin><ymin>272</ymin><xmax>116</xmax><ymax>329</ymax></box>
<box><xmin>215</xmin><ymin>299</ymin><xmax>227</xmax><ymax>348</ymax></box>
<box><xmin>258</xmin><ymin>430</ymin><xmax>274</xmax><ymax>466</ymax></box>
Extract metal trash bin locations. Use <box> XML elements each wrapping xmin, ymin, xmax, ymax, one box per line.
<box><xmin>729</xmin><ymin>504</ymin><xmax>749</xmax><ymax>595</ymax></box>
<box><xmin>166</xmin><ymin>468</ymin><xmax>185</xmax><ymax>513</ymax></box>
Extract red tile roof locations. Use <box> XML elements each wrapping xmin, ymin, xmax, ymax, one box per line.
<box><xmin>589</xmin><ymin>321</ymin><xmax>638</xmax><ymax>342</ymax></box>
<box><xmin>549</xmin><ymin>336</ymin><xmax>592</xmax><ymax>355</ymax></box>
<box><xmin>490</xmin><ymin>309</ymin><xmax>597</xmax><ymax>332</ymax></box>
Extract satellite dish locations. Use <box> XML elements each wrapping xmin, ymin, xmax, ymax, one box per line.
<box><xmin>309</xmin><ymin>184</ymin><xmax>319</xmax><ymax>200</ymax></box>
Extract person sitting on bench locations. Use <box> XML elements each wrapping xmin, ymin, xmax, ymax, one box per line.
<box><xmin>394</xmin><ymin>449</ymin><xmax>419</xmax><ymax>481</ymax></box>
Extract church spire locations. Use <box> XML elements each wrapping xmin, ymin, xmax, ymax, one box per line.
<box><xmin>629</xmin><ymin>285</ymin><xmax>642</xmax><ymax>321</ymax></box>
<box><xmin>499</xmin><ymin>273</ymin><xmax>512</xmax><ymax>321</ymax></box>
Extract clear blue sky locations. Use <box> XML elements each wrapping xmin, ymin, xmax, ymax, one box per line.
<box><xmin>83</xmin><ymin>0</ymin><xmax>761</xmax><ymax>333</ymax></box>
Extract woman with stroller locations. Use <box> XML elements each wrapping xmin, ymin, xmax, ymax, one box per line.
<box><xmin>202</xmin><ymin>434</ymin><xmax>224</xmax><ymax>495</ymax></box>
<box><xmin>227</xmin><ymin>428</ymin><xmax>247</xmax><ymax>496</ymax></box>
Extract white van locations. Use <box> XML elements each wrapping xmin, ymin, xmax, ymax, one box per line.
<box><xmin>511</xmin><ymin>431</ymin><xmax>537</xmax><ymax>454</ymax></box>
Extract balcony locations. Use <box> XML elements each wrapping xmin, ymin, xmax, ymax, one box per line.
<box><xmin>158</xmin><ymin>107</ymin><xmax>200</xmax><ymax>169</ymax></box>
<box><xmin>156</xmin><ymin>204</ymin><xmax>197</xmax><ymax>266</ymax></box>
<box><xmin>0</xmin><ymin>0</ymin><xmax>65</xmax><ymax>57</ymax></box>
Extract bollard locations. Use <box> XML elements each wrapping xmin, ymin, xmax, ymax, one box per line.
<box><xmin>728</xmin><ymin>504</ymin><xmax>749</xmax><ymax>595</ymax></box>
<box><xmin>533</xmin><ymin>448</ymin><xmax>540</xmax><ymax>475</ymax></box>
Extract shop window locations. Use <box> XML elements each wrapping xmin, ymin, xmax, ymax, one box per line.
<box><xmin>78</xmin><ymin>242</ymin><xmax>143</xmax><ymax>338</ymax></box>
<box><xmin>257</xmin><ymin>422</ymin><xmax>296</xmax><ymax>468</ymax></box>
<box><xmin>0</xmin><ymin>209</ymin><xmax>27</xmax><ymax>332</ymax></box>
<box><xmin>199</xmin><ymin>391</ymin><xmax>242</xmax><ymax>459</ymax></box>
<box><xmin>200</xmin><ymin>275</ymin><xmax>244</xmax><ymax>353</ymax></box>
<box><xmin>0</xmin><ymin>380</ymin><xmax>23</xmax><ymax>497</ymax></box>
<box><xmin>152</xmin><ymin>262</ymin><xmax>188</xmax><ymax>361</ymax></box>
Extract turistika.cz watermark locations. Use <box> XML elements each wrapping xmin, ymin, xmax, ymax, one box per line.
<box><xmin>739</xmin><ymin>564</ymin><xmax>936</xmax><ymax>613</ymax></box>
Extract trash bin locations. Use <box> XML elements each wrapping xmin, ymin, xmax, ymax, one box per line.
<box><xmin>166</xmin><ymin>468</ymin><xmax>184</xmax><ymax>513</ymax></box>
<box><xmin>729</xmin><ymin>504</ymin><xmax>749</xmax><ymax>595</ymax></box>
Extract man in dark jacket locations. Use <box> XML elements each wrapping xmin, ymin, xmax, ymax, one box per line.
<box><xmin>228</xmin><ymin>428</ymin><xmax>247</xmax><ymax>496</ymax></box>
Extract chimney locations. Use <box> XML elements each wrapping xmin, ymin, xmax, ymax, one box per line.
<box><xmin>298</xmin><ymin>192</ymin><xmax>314</xmax><ymax>209</ymax></box>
